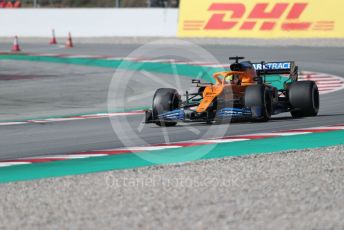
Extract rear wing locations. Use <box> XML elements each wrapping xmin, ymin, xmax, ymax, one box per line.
<box><xmin>252</xmin><ymin>61</ymin><xmax>298</xmax><ymax>79</ymax></box>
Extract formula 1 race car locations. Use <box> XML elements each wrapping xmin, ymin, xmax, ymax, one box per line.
<box><xmin>145</xmin><ymin>57</ymin><xmax>319</xmax><ymax>127</ymax></box>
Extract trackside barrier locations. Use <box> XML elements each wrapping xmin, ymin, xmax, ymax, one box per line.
<box><xmin>1</xmin><ymin>6</ymin><xmax>343</xmax><ymax>38</ymax></box>
<box><xmin>178</xmin><ymin>0</ymin><xmax>344</xmax><ymax>38</ymax></box>
<box><xmin>0</xmin><ymin>9</ymin><xmax>178</xmax><ymax>37</ymax></box>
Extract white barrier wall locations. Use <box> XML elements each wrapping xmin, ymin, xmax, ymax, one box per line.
<box><xmin>0</xmin><ymin>9</ymin><xmax>178</xmax><ymax>37</ymax></box>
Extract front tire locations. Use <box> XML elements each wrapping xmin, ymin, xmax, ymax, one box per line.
<box><xmin>152</xmin><ymin>88</ymin><xmax>181</xmax><ymax>127</ymax></box>
<box><xmin>289</xmin><ymin>81</ymin><xmax>319</xmax><ymax>118</ymax></box>
<box><xmin>245</xmin><ymin>85</ymin><xmax>272</xmax><ymax>122</ymax></box>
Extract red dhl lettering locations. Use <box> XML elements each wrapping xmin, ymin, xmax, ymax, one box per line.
<box><xmin>204</xmin><ymin>2</ymin><xmax>312</xmax><ymax>31</ymax></box>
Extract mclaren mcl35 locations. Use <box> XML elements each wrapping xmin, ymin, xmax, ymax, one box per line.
<box><xmin>145</xmin><ymin>57</ymin><xmax>319</xmax><ymax>127</ymax></box>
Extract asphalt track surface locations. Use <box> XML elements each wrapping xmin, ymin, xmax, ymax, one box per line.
<box><xmin>0</xmin><ymin>43</ymin><xmax>343</xmax><ymax>160</ymax></box>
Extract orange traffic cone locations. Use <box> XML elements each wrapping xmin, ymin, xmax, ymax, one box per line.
<box><xmin>50</xmin><ymin>29</ymin><xmax>58</xmax><ymax>45</ymax></box>
<box><xmin>65</xmin><ymin>32</ymin><xmax>73</xmax><ymax>48</ymax></box>
<box><xmin>11</xmin><ymin>36</ymin><xmax>21</xmax><ymax>52</ymax></box>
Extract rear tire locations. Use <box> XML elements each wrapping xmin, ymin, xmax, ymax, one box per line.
<box><xmin>289</xmin><ymin>81</ymin><xmax>319</xmax><ymax>118</ymax></box>
<box><xmin>152</xmin><ymin>88</ymin><xmax>181</xmax><ymax>127</ymax></box>
<box><xmin>245</xmin><ymin>85</ymin><xmax>272</xmax><ymax>122</ymax></box>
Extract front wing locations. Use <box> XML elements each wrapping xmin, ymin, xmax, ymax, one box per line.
<box><xmin>145</xmin><ymin>107</ymin><xmax>260</xmax><ymax>123</ymax></box>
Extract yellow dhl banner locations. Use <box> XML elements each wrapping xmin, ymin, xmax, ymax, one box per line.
<box><xmin>178</xmin><ymin>0</ymin><xmax>344</xmax><ymax>38</ymax></box>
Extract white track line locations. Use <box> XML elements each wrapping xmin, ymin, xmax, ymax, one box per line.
<box><xmin>297</xmin><ymin>126</ymin><xmax>344</xmax><ymax>130</ymax></box>
<box><xmin>201</xmin><ymin>139</ymin><xmax>250</xmax><ymax>143</ymax></box>
<box><xmin>0</xmin><ymin>162</ymin><xmax>31</xmax><ymax>167</ymax></box>
<box><xmin>246</xmin><ymin>132</ymin><xmax>311</xmax><ymax>136</ymax></box>
<box><xmin>0</xmin><ymin>122</ymin><xmax>27</xmax><ymax>126</ymax></box>
<box><xmin>33</xmin><ymin>154</ymin><xmax>108</xmax><ymax>159</ymax></box>
<box><xmin>116</xmin><ymin>146</ymin><xmax>181</xmax><ymax>151</ymax></box>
